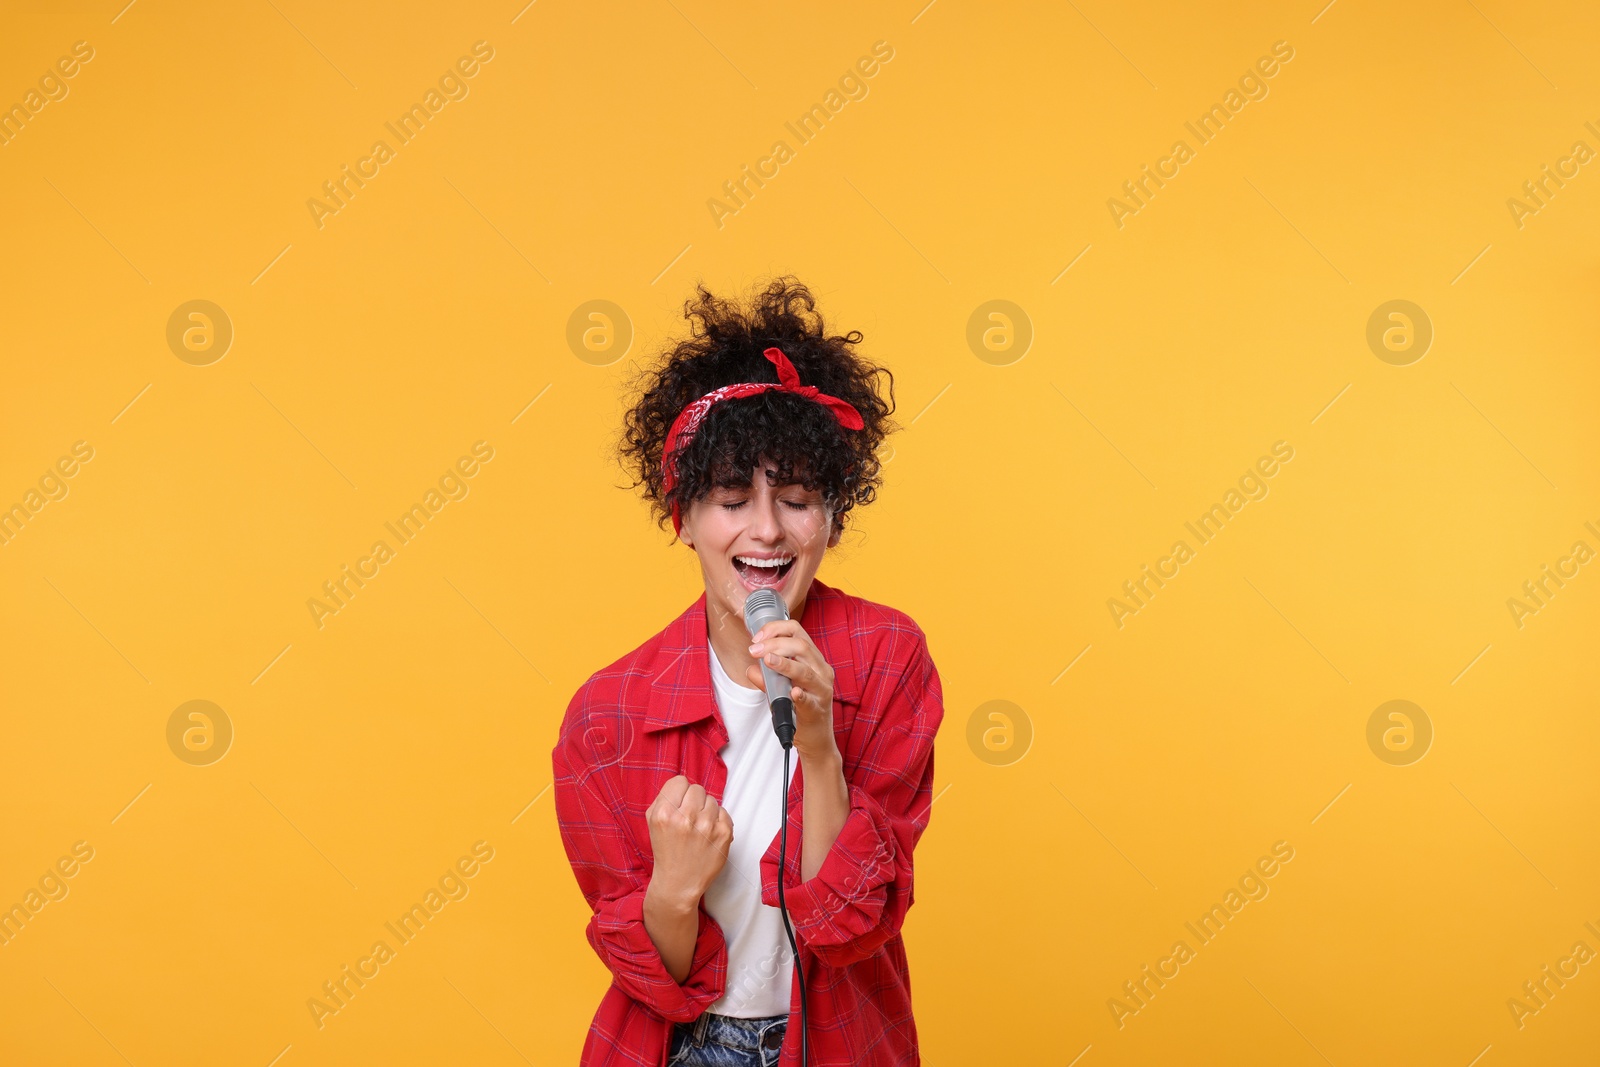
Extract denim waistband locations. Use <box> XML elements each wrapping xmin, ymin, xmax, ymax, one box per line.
<box><xmin>675</xmin><ymin>1011</ymin><xmax>787</xmax><ymax>1058</ymax></box>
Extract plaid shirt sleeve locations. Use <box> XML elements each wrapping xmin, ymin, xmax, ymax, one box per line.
<box><xmin>759</xmin><ymin>621</ymin><xmax>943</xmax><ymax>968</ymax></box>
<box><xmin>552</xmin><ymin>683</ymin><xmax>729</xmax><ymax>1023</ymax></box>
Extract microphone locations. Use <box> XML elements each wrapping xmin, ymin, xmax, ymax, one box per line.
<box><xmin>743</xmin><ymin>588</ymin><xmax>796</xmax><ymax>748</ymax></box>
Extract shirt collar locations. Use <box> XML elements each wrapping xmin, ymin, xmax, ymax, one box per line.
<box><xmin>644</xmin><ymin>577</ymin><xmax>861</xmax><ymax>734</ymax></box>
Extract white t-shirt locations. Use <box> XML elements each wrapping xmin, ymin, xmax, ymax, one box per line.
<box><xmin>703</xmin><ymin>639</ymin><xmax>797</xmax><ymax>1018</ymax></box>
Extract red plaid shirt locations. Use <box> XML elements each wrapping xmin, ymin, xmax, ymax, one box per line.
<box><xmin>552</xmin><ymin>577</ymin><xmax>943</xmax><ymax>1066</ymax></box>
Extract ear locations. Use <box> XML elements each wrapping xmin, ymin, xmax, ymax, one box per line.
<box><xmin>677</xmin><ymin>498</ymin><xmax>696</xmax><ymax>547</ymax></box>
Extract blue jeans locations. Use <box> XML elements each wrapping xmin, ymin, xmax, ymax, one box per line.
<box><xmin>668</xmin><ymin>1012</ymin><xmax>788</xmax><ymax>1067</ymax></box>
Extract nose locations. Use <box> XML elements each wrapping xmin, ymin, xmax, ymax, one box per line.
<box><xmin>749</xmin><ymin>493</ymin><xmax>784</xmax><ymax>542</ymax></box>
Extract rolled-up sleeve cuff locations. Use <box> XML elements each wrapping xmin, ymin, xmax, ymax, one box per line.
<box><xmin>764</xmin><ymin>784</ymin><xmax>897</xmax><ymax>946</ymax></box>
<box><xmin>589</xmin><ymin>891</ymin><xmax>727</xmax><ymax>1022</ymax></box>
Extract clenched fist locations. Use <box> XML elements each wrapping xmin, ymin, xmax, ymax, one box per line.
<box><xmin>645</xmin><ymin>774</ymin><xmax>734</xmax><ymax>906</ymax></box>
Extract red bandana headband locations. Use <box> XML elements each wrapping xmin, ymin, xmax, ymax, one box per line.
<box><xmin>662</xmin><ymin>346</ymin><xmax>865</xmax><ymax>535</ymax></box>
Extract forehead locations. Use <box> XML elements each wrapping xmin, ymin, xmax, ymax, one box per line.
<box><xmin>709</xmin><ymin>459</ymin><xmax>817</xmax><ymax>490</ymax></box>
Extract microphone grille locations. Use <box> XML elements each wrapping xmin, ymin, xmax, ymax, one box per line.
<box><xmin>742</xmin><ymin>588</ymin><xmax>788</xmax><ymax>632</ymax></box>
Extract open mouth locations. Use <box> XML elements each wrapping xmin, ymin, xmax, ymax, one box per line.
<box><xmin>732</xmin><ymin>554</ymin><xmax>796</xmax><ymax>589</ymax></box>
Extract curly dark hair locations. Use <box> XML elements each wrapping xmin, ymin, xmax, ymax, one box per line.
<box><xmin>617</xmin><ymin>277</ymin><xmax>897</xmax><ymax>541</ymax></box>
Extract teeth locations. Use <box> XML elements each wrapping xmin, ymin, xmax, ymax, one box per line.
<box><xmin>735</xmin><ymin>555</ymin><xmax>793</xmax><ymax>568</ymax></box>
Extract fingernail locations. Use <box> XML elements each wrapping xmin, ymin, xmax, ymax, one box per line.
<box><xmin>749</xmin><ymin>643</ymin><xmax>761</xmax><ymax>653</ymax></box>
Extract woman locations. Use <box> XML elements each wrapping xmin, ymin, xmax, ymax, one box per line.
<box><xmin>553</xmin><ymin>278</ymin><xmax>944</xmax><ymax>1067</ymax></box>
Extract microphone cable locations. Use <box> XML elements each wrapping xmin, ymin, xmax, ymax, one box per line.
<box><xmin>776</xmin><ymin>742</ymin><xmax>808</xmax><ymax>1067</ymax></box>
<box><xmin>744</xmin><ymin>587</ymin><xmax>808</xmax><ymax>1062</ymax></box>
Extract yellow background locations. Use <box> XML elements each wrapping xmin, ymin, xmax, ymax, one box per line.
<box><xmin>2</xmin><ymin>0</ymin><xmax>1597</xmax><ymax>1064</ymax></box>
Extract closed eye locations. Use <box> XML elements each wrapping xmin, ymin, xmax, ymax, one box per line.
<box><xmin>719</xmin><ymin>500</ymin><xmax>812</xmax><ymax>512</ymax></box>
